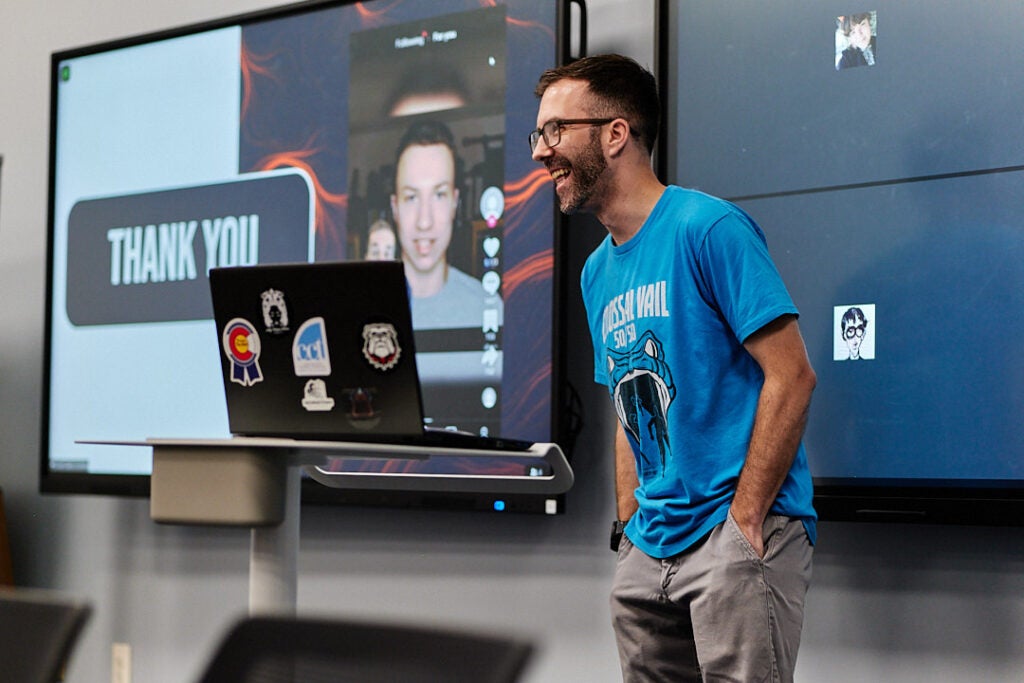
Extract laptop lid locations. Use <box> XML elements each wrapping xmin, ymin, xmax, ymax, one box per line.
<box><xmin>209</xmin><ymin>261</ymin><xmax>426</xmax><ymax>439</ymax></box>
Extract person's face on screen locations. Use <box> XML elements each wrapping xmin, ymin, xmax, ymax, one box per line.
<box><xmin>850</xmin><ymin>18</ymin><xmax>872</xmax><ymax>50</ymax></box>
<box><xmin>365</xmin><ymin>223</ymin><xmax>396</xmax><ymax>261</ymax></box>
<box><xmin>391</xmin><ymin>143</ymin><xmax>459</xmax><ymax>294</ymax></box>
<box><xmin>532</xmin><ymin>79</ymin><xmax>609</xmax><ymax>215</ymax></box>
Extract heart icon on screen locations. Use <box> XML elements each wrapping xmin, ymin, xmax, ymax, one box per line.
<box><xmin>483</xmin><ymin>237</ymin><xmax>501</xmax><ymax>258</ymax></box>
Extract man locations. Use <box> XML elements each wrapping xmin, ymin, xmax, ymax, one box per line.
<box><xmin>390</xmin><ymin>120</ymin><xmax>498</xmax><ymax>330</ymax></box>
<box><xmin>532</xmin><ymin>54</ymin><xmax>817</xmax><ymax>681</ymax></box>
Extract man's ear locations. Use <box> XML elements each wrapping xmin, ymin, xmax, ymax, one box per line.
<box><xmin>606</xmin><ymin>118</ymin><xmax>632</xmax><ymax>157</ymax></box>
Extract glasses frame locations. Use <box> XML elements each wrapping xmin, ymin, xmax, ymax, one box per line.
<box><xmin>844</xmin><ymin>325</ymin><xmax>867</xmax><ymax>340</ymax></box>
<box><xmin>528</xmin><ymin>118</ymin><xmax>616</xmax><ymax>152</ymax></box>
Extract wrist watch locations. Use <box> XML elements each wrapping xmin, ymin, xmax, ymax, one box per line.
<box><xmin>609</xmin><ymin>520</ymin><xmax>626</xmax><ymax>552</ymax></box>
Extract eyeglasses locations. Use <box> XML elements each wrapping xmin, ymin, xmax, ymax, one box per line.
<box><xmin>844</xmin><ymin>325</ymin><xmax>866</xmax><ymax>340</ymax></box>
<box><xmin>528</xmin><ymin>118</ymin><xmax>615</xmax><ymax>152</ymax></box>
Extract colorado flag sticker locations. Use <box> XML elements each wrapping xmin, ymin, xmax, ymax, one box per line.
<box><xmin>222</xmin><ymin>318</ymin><xmax>263</xmax><ymax>386</ymax></box>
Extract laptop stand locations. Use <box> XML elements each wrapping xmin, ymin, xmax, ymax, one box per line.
<box><xmin>80</xmin><ymin>437</ymin><xmax>572</xmax><ymax>614</ymax></box>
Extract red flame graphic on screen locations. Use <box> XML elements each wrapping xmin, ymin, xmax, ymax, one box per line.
<box><xmin>241</xmin><ymin>41</ymin><xmax>346</xmax><ymax>254</ymax></box>
<box><xmin>476</xmin><ymin>0</ymin><xmax>557</xmax><ymax>39</ymax></box>
<box><xmin>509</xmin><ymin>362</ymin><xmax>552</xmax><ymax>429</ymax></box>
<box><xmin>354</xmin><ymin>1</ymin><xmax>403</xmax><ymax>24</ymax></box>
<box><xmin>503</xmin><ymin>168</ymin><xmax>551</xmax><ymax>232</ymax></box>
<box><xmin>253</xmin><ymin>141</ymin><xmax>347</xmax><ymax>254</ymax></box>
<box><xmin>240</xmin><ymin>45</ymin><xmax>281</xmax><ymax>122</ymax></box>
<box><xmin>502</xmin><ymin>168</ymin><xmax>553</xmax><ymax>298</ymax></box>
<box><xmin>503</xmin><ymin>249</ymin><xmax>552</xmax><ymax>299</ymax></box>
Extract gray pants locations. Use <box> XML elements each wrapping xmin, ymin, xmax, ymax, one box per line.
<box><xmin>610</xmin><ymin>513</ymin><xmax>813</xmax><ymax>682</ymax></box>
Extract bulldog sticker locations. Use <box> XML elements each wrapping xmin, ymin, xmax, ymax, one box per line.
<box><xmin>361</xmin><ymin>322</ymin><xmax>401</xmax><ymax>371</ymax></box>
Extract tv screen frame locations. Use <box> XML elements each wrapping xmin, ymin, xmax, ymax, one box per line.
<box><xmin>42</xmin><ymin>0</ymin><xmax>583</xmax><ymax>514</ymax></box>
<box><xmin>656</xmin><ymin>0</ymin><xmax>1024</xmax><ymax>526</ymax></box>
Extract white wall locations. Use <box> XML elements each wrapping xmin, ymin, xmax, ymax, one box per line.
<box><xmin>1</xmin><ymin>1</ymin><xmax>1023</xmax><ymax>682</ymax></box>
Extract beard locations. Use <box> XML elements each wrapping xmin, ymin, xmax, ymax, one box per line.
<box><xmin>554</xmin><ymin>129</ymin><xmax>607</xmax><ymax>215</ymax></box>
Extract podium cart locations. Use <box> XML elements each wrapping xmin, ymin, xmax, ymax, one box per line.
<box><xmin>84</xmin><ymin>438</ymin><xmax>573</xmax><ymax>614</ymax></box>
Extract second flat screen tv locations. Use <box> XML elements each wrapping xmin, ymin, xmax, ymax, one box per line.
<box><xmin>660</xmin><ymin>0</ymin><xmax>1024</xmax><ymax>524</ymax></box>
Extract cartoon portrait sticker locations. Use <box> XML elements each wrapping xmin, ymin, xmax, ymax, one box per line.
<box><xmin>834</xmin><ymin>304</ymin><xmax>876</xmax><ymax>360</ymax></box>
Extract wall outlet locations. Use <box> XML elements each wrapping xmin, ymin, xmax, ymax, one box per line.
<box><xmin>112</xmin><ymin>642</ymin><xmax>131</xmax><ymax>683</ymax></box>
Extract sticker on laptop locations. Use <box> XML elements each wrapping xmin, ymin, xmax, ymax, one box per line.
<box><xmin>361</xmin><ymin>322</ymin><xmax>401</xmax><ymax>371</ymax></box>
<box><xmin>260</xmin><ymin>288</ymin><xmax>290</xmax><ymax>334</ymax></box>
<box><xmin>345</xmin><ymin>387</ymin><xmax>380</xmax><ymax>430</ymax></box>
<box><xmin>222</xmin><ymin>318</ymin><xmax>263</xmax><ymax>386</ymax></box>
<box><xmin>301</xmin><ymin>379</ymin><xmax>335</xmax><ymax>412</ymax></box>
<box><xmin>293</xmin><ymin>317</ymin><xmax>331</xmax><ymax>376</ymax></box>
<box><xmin>347</xmin><ymin>388</ymin><xmax>377</xmax><ymax>419</ymax></box>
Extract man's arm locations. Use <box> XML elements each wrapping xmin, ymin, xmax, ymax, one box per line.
<box><xmin>730</xmin><ymin>314</ymin><xmax>816</xmax><ymax>557</ymax></box>
<box><xmin>615</xmin><ymin>421</ymin><xmax>639</xmax><ymax>522</ymax></box>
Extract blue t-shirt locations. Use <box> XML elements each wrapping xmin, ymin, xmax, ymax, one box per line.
<box><xmin>581</xmin><ymin>186</ymin><xmax>817</xmax><ymax>558</ymax></box>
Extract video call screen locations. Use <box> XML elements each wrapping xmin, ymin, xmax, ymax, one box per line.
<box><xmin>46</xmin><ymin>0</ymin><xmax>564</xmax><ymax>492</ymax></box>
<box><xmin>665</xmin><ymin>1</ymin><xmax>1024</xmax><ymax>489</ymax></box>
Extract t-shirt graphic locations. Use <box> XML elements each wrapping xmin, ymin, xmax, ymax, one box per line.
<box><xmin>608</xmin><ymin>330</ymin><xmax>675</xmax><ymax>478</ymax></box>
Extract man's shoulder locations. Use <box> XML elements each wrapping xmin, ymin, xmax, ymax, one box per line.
<box><xmin>445</xmin><ymin>265</ymin><xmax>480</xmax><ymax>289</ymax></box>
<box><xmin>644</xmin><ymin>186</ymin><xmax>742</xmax><ymax>249</ymax></box>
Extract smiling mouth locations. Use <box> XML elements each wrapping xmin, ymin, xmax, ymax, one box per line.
<box><xmin>413</xmin><ymin>239</ymin><xmax>434</xmax><ymax>256</ymax></box>
<box><xmin>550</xmin><ymin>167</ymin><xmax>570</xmax><ymax>184</ymax></box>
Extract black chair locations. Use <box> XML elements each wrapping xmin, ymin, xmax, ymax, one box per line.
<box><xmin>0</xmin><ymin>588</ymin><xmax>92</xmax><ymax>683</ymax></box>
<box><xmin>0</xmin><ymin>488</ymin><xmax>14</xmax><ymax>585</ymax></box>
<box><xmin>197</xmin><ymin>615</ymin><xmax>533</xmax><ymax>683</ymax></box>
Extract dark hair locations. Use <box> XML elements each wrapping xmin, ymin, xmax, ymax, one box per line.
<box><xmin>392</xmin><ymin>120</ymin><xmax>459</xmax><ymax>187</ymax></box>
<box><xmin>841</xmin><ymin>307</ymin><xmax>867</xmax><ymax>333</ymax></box>
<box><xmin>842</xmin><ymin>13</ymin><xmax>873</xmax><ymax>35</ymax></box>
<box><xmin>534</xmin><ymin>54</ymin><xmax>659</xmax><ymax>155</ymax></box>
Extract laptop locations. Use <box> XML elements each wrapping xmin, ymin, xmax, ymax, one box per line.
<box><xmin>208</xmin><ymin>261</ymin><xmax>531</xmax><ymax>452</ymax></box>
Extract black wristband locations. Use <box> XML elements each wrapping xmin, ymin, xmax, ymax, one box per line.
<box><xmin>609</xmin><ymin>520</ymin><xmax>626</xmax><ymax>552</ymax></box>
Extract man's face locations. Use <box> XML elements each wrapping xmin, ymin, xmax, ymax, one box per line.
<box><xmin>850</xmin><ymin>18</ymin><xmax>872</xmax><ymax>49</ymax></box>
<box><xmin>532</xmin><ymin>79</ymin><xmax>609</xmax><ymax>215</ymax></box>
<box><xmin>390</xmin><ymin>143</ymin><xmax>459</xmax><ymax>276</ymax></box>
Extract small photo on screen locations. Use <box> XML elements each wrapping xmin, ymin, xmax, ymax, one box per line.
<box><xmin>834</xmin><ymin>303</ymin><xmax>875</xmax><ymax>361</ymax></box>
<box><xmin>835</xmin><ymin>11</ymin><xmax>877</xmax><ymax>71</ymax></box>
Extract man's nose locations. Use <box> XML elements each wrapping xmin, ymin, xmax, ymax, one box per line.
<box><xmin>416</xmin><ymin>201</ymin><xmax>433</xmax><ymax>230</ymax></box>
<box><xmin>531</xmin><ymin>136</ymin><xmax>553</xmax><ymax>162</ymax></box>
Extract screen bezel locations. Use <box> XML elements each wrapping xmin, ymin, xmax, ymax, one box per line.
<box><xmin>41</xmin><ymin>0</ymin><xmax>577</xmax><ymax>514</ymax></box>
<box><xmin>654</xmin><ymin>0</ymin><xmax>1024</xmax><ymax>526</ymax></box>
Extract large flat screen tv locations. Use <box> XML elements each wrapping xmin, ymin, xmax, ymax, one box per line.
<box><xmin>658</xmin><ymin>1</ymin><xmax>1024</xmax><ymax>524</ymax></box>
<box><xmin>43</xmin><ymin>0</ymin><xmax>580</xmax><ymax>514</ymax></box>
